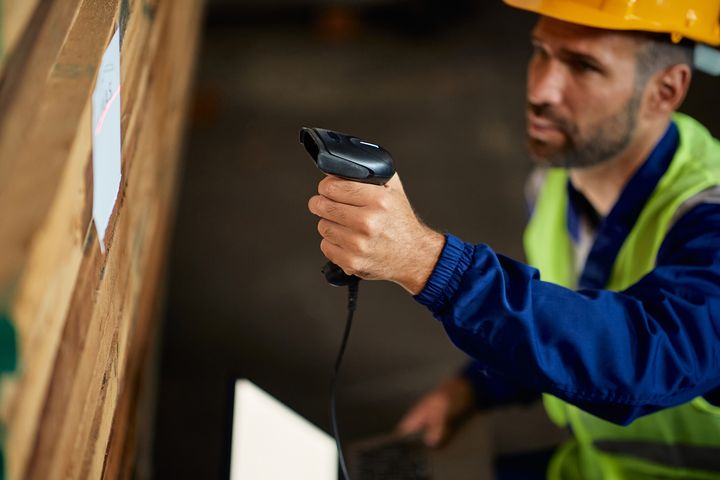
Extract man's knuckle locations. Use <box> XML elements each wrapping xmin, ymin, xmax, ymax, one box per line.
<box><xmin>345</xmin><ymin>257</ymin><xmax>361</xmax><ymax>272</ymax></box>
<box><xmin>325</xmin><ymin>181</ymin><xmax>339</xmax><ymax>196</ymax></box>
<box><xmin>356</xmin><ymin>216</ymin><xmax>371</xmax><ymax>235</ymax></box>
<box><xmin>376</xmin><ymin>195</ymin><xmax>391</xmax><ymax>211</ymax></box>
<box><xmin>321</xmin><ymin>198</ymin><xmax>334</xmax><ymax>213</ymax></box>
<box><xmin>350</xmin><ymin>236</ymin><xmax>367</xmax><ymax>254</ymax></box>
<box><xmin>364</xmin><ymin>215</ymin><xmax>380</xmax><ymax>234</ymax></box>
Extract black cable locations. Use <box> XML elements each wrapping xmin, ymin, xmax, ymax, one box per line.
<box><xmin>331</xmin><ymin>280</ymin><xmax>359</xmax><ymax>480</ymax></box>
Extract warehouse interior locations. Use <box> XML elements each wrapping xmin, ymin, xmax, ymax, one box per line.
<box><xmin>3</xmin><ymin>1</ymin><xmax>720</xmax><ymax>479</ymax></box>
<box><xmin>153</xmin><ymin>1</ymin><xmax>720</xmax><ymax>478</ymax></box>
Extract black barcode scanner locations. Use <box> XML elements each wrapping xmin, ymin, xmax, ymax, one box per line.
<box><xmin>301</xmin><ymin>126</ymin><xmax>396</xmax><ymax>480</ymax></box>
<box><xmin>300</xmin><ymin>127</ymin><xmax>395</xmax><ymax>286</ymax></box>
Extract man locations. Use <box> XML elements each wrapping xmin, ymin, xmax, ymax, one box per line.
<box><xmin>307</xmin><ymin>1</ymin><xmax>720</xmax><ymax>478</ymax></box>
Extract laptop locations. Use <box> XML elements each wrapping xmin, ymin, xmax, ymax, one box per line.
<box><xmin>229</xmin><ymin>379</ymin><xmax>338</xmax><ymax>480</ymax></box>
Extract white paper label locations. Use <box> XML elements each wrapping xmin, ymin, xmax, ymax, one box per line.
<box><xmin>92</xmin><ymin>28</ymin><xmax>122</xmax><ymax>253</ymax></box>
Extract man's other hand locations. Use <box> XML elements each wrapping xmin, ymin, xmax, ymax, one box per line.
<box><xmin>396</xmin><ymin>377</ymin><xmax>475</xmax><ymax>448</ymax></box>
<box><xmin>308</xmin><ymin>173</ymin><xmax>444</xmax><ymax>295</ymax></box>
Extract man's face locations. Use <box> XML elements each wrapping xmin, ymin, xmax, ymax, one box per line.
<box><xmin>526</xmin><ymin>17</ymin><xmax>644</xmax><ymax>168</ymax></box>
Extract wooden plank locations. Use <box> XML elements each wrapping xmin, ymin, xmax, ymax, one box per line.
<box><xmin>0</xmin><ymin>0</ymin><xmax>203</xmax><ymax>478</ymax></box>
<box><xmin>0</xmin><ymin>0</ymin><xmax>112</xmax><ymax>291</ymax></box>
<box><xmin>0</xmin><ymin>0</ymin><xmax>43</xmax><ymax>74</ymax></box>
<box><xmin>1</xmin><ymin>2</ymin><xmax>128</xmax><ymax>474</ymax></box>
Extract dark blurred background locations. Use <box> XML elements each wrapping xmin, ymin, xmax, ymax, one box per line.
<box><xmin>151</xmin><ymin>1</ymin><xmax>720</xmax><ymax>477</ymax></box>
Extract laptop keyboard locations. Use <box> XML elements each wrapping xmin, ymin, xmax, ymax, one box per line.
<box><xmin>352</xmin><ymin>436</ymin><xmax>432</xmax><ymax>480</ymax></box>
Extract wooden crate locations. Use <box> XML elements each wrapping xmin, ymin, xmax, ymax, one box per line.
<box><xmin>0</xmin><ymin>0</ymin><xmax>203</xmax><ymax>478</ymax></box>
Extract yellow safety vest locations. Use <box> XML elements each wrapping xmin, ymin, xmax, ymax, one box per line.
<box><xmin>524</xmin><ymin>113</ymin><xmax>720</xmax><ymax>480</ymax></box>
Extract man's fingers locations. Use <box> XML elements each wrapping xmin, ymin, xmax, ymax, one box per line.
<box><xmin>397</xmin><ymin>407</ymin><xmax>446</xmax><ymax>448</ymax></box>
<box><xmin>423</xmin><ymin>423</ymin><xmax>446</xmax><ymax>448</ymax></box>
<box><xmin>317</xmin><ymin>219</ymin><xmax>363</xmax><ymax>252</ymax></box>
<box><xmin>397</xmin><ymin>410</ymin><xmax>427</xmax><ymax>435</ymax></box>
<box><xmin>318</xmin><ymin>175</ymin><xmax>381</xmax><ymax>206</ymax></box>
<box><xmin>308</xmin><ymin>195</ymin><xmax>362</xmax><ymax>227</ymax></box>
<box><xmin>319</xmin><ymin>239</ymin><xmax>355</xmax><ymax>275</ymax></box>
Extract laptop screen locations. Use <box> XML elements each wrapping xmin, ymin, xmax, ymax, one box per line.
<box><xmin>230</xmin><ymin>379</ymin><xmax>337</xmax><ymax>480</ymax></box>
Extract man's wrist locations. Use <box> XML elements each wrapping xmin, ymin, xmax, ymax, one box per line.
<box><xmin>398</xmin><ymin>228</ymin><xmax>445</xmax><ymax>295</ymax></box>
<box><xmin>441</xmin><ymin>377</ymin><xmax>475</xmax><ymax>419</ymax></box>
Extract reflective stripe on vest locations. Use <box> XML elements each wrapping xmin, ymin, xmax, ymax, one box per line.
<box><xmin>524</xmin><ymin>113</ymin><xmax>720</xmax><ymax>480</ymax></box>
<box><xmin>594</xmin><ymin>441</ymin><xmax>720</xmax><ymax>472</ymax></box>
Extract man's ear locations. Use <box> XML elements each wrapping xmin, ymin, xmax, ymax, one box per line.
<box><xmin>646</xmin><ymin>63</ymin><xmax>692</xmax><ymax>115</ymax></box>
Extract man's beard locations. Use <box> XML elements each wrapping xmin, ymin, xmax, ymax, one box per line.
<box><xmin>527</xmin><ymin>90</ymin><xmax>641</xmax><ymax>169</ymax></box>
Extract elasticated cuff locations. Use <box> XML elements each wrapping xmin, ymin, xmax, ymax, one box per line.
<box><xmin>414</xmin><ymin>233</ymin><xmax>473</xmax><ymax>313</ymax></box>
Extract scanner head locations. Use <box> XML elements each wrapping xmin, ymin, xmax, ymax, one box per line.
<box><xmin>299</xmin><ymin>127</ymin><xmax>395</xmax><ymax>185</ymax></box>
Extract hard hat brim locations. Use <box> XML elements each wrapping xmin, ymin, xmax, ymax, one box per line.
<box><xmin>503</xmin><ymin>0</ymin><xmax>720</xmax><ymax>46</ymax></box>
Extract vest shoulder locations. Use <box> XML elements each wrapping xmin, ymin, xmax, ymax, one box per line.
<box><xmin>673</xmin><ymin>113</ymin><xmax>720</xmax><ymax>180</ymax></box>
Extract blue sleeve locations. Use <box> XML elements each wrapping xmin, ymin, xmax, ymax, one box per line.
<box><xmin>415</xmin><ymin>203</ymin><xmax>720</xmax><ymax>425</ymax></box>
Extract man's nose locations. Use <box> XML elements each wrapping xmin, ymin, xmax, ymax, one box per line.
<box><xmin>527</xmin><ymin>59</ymin><xmax>565</xmax><ymax>107</ymax></box>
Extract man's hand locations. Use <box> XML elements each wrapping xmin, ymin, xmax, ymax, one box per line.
<box><xmin>396</xmin><ymin>377</ymin><xmax>475</xmax><ymax>448</ymax></box>
<box><xmin>307</xmin><ymin>174</ymin><xmax>444</xmax><ymax>295</ymax></box>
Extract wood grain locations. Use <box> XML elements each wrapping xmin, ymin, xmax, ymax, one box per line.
<box><xmin>0</xmin><ymin>0</ymin><xmax>203</xmax><ymax>478</ymax></box>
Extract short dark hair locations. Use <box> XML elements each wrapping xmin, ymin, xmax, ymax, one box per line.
<box><xmin>634</xmin><ymin>33</ymin><xmax>694</xmax><ymax>85</ymax></box>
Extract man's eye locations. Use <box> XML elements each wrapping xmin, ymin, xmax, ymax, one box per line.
<box><xmin>571</xmin><ymin>60</ymin><xmax>599</xmax><ymax>73</ymax></box>
<box><xmin>531</xmin><ymin>45</ymin><xmax>549</xmax><ymax>60</ymax></box>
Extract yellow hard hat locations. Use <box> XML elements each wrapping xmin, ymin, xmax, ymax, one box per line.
<box><xmin>503</xmin><ymin>0</ymin><xmax>720</xmax><ymax>46</ymax></box>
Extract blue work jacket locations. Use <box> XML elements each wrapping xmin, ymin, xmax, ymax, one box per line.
<box><xmin>415</xmin><ymin>121</ymin><xmax>720</xmax><ymax>425</ymax></box>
